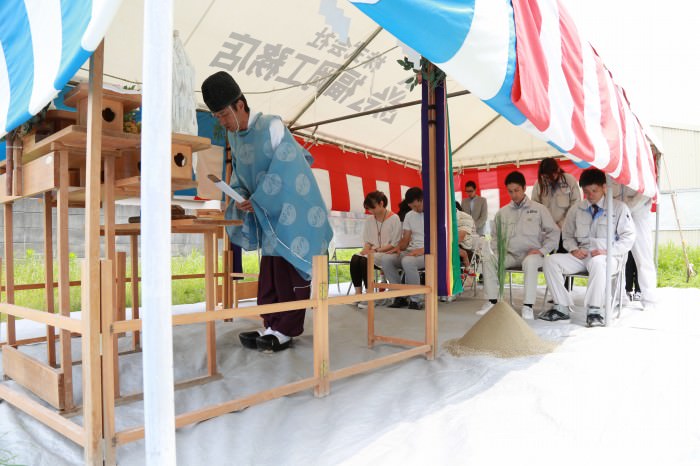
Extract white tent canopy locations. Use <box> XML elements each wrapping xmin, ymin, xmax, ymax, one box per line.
<box><xmin>79</xmin><ymin>0</ymin><xmax>559</xmax><ymax>169</ymax></box>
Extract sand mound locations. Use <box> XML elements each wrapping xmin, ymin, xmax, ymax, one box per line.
<box><xmin>444</xmin><ymin>302</ymin><xmax>557</xmax><ymax>358</ymax></box>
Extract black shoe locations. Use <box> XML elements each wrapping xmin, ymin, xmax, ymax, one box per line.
<box><xmin>538</xmin><ymin>308</ymin><xmax>570</xmax><ymax>321</ymax></box>
<box><xmin>239</xmin><ymin>331</ymin><xmax>261</xmax><ymax>349</ymax></box>
<box><xmin>256</xmin><ymin>334</ymin><xmax>293</xmax><ymax>352</ymax></box>
<box><xmin>388</xmin><ymin>297</ymin><xmax>409</xmax><ymax>308</ymax></box>
<box><xmin>408</xmin><ymin>301</ymin><xmax>424</xmax><ymax>310</ymax></box>
<box><xmin>586</xmin><ymin>313</ymin><xmax>605</xmax><ymax>328</ymax></box>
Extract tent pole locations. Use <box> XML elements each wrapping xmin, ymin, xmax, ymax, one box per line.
<box><xmin>288</xmin><ymin>26</ymin><xmax>383</xmax><ymax>127</ymax></box>
<box><xmin>605</xmin><ymin>175</ymin><xmax>613</xmax><ymax>324</ymax></box>
<box><xmin>142</xmin><ymin>0</ymin><xmax>176</xmax><ymax>463</ymax></box>
<box><xmin>288</xmin><ymin>90</ymin><xmax>470</xmax><ymax>132</ymax></box>
<box><xmin>654</xmin><ymin>152</ymin><xmax>661</xmax><ymax>267</ymax></box>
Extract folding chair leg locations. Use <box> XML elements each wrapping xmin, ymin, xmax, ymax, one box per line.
<box><xmin>542</xmin><ymin>285</ymin><xmax>549</xmax><ymax>313</ymax></box>
<box><xmin>508</xmin><ymin>271</ymin><xmax>513</xmax><ymax>306</ymax></box>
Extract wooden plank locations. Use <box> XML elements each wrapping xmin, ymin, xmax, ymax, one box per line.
<box><xmin>111</xmin><ymin>299</ymin><xmax>318</xmax><ymax>334</ymax></box>
<box><xmin>12</xmin><ymin>138</ymin><xmax>21</xmax><ymax>195</ymax></box>
<box><xmin>82</xmin><ymin>42</ymin><xmax>105</xmax><ymax>466</ymax></box>
<box><xmin>44</xmin><ymin>192</ymin><xmax>57</xmax><ymax>367</ymax></box>
<box><xmin>0</xmin><ymin>303</ymin><xmax>82</xmax><ymax>333</ymax></box>
<box><xmin>116</xmin><ymin>252</ymin><xmax>126</xmax><ymax>324</ymax></box>
<box><xmin>215</xmin><ymin>233</ymin><xmax>222</xmax><ymax>306</ymax></box>
<box><xmin>373</xmin><ymin>335</ymin><xmax>426</xmax><ymax>347</ymax></box>
<box><xmin>2</xmin><ymin>346</ymin><xmax>65</xmax><ymax>409</ymax></box>
<box><xmin>232</xmin><ymin>280</ymin><xmax>258</xmax><ymax>305</ymax></box>
<box><xmin>113</xmin><ymin>255</ymin><xmax>123</xmax><ymax>397</ymax></box>
<box><xmin>16</xmin><ymin>153</ymin><xmax>57</xmax><ymax>197</ymax></box>
<box><xmin>326</xmin><ymin>287</ymin><xmax>429</xmax><ymax>307</ymax></box>
<box><xmin>328</xmin><ymin>345</ymin><xmax>431</xmax><ymax>382</ymax></box>
<box><xmin>56</xmin><ymin>150</ymin><xmax>73</xmax><ymax>410</ymax></box>
<box><xmin>0</xmin><ymin>384</ymin><xmax>85</xmax><ymax>446</ymax></box>
<box><xmin>130</xmin><ymin>235</ymin><xmax>140</xmax><ymax>350</ymax></box>
<box><xmin>103</xmin><ymin>156</ymin><xmax>117</xmax><ymax>324</ymax></box>
<box><xmin>114</xmin><ymin>377</ymin><xmax>319</xmax><ymax>446</ymax></box>
<box><xmin>312</xmin><ymin>255</ymin><xmax>330</xmax><ymax>397</ymax></box>
<box><xmin>1</xmin><ymin>280</ymin><xmax>81</xmax><ymax>292</ymax></box>
<box><xmin>222</xmin><ymin>246</ymin><xmax>232</xmax><ymax>310</ymax></box>
<box><xmin>1</xmin><ymin>335</ymin><xmax>53</xmax><ymax>347</ymax></box>
<box><xmin>99</xmin><ymin>217</ymin><xmax>241</xmax><ymax>236</ymax></box>
<box><xmin>100</xmin><ymin>260</ymin><xmax>117</xmax><ymax>465</ymax></box>
<box><xmin>5</xmin><ymin>134</ymin><xmax>13</xmax><ymax>195</ymax></box>
<box><xmin>113</xmin><ymin>175</ymin><xmax>197</xmax><ymax>196</ymax></box>
<box><xmin>21</xmin><ymin>125</ymin><xmax>141</xmax><ymax>161</ymax></box>
<box><xmin>114</xmin><ymin>374</ymin><xmax>222</xmax><ymax>407</ymax></box>
<box><xmin>3</xmin><ymin>205</ymin><xmax>15</xmax><ymax>346</ymax></box>
<box><xmin>63</xmin><ymin>82</ymin><xmax>142</xmax><ymax>110</ymax></box>
<box><xmin>204</xmin><ymin>232</ymin><xmax>217</xmax><ymax>376</ymax></box>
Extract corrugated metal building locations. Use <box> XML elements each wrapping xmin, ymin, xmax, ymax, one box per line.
<box><xmin>653</xmin><ymin>124</ymin><xmax>700</xmax><ymax>247</ymax></box>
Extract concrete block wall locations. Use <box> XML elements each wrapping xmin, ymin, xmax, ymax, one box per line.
<box><xmin>0</xmin><ymin>198</ymin><xmax>205</xmax><ymax>261</ymax></box>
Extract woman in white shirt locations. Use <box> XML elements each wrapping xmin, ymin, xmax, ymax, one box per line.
<box><xmin>350</xmin><ymin>191</ymin><xmax>402</xmax><ymax>304</ymax></box>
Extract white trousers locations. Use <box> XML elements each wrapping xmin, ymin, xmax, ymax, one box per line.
<box><xmin>482</xmin><ymin>251</ymin><xmax>543</xmax><ymax>305</ymax></box>
<box><xmin>631</xmin><ymin>210</ymin><xmax>658</xmax><ymax>305</ymax></box>
<box><xmin>543</xmin><ymin>253</ymin><xmax>620</xmax><ymax>309</ymax></box>
<box><xmin>379</xmin><ymin>252</ymin><xmax>425</xmax><ymax>303</ymax></box>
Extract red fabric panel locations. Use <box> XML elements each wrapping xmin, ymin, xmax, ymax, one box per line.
<box><xmin>511</xmin><ymin>0</ymin><xmax>550</xmax><ymax>132</ymax></box>
<box><xmin>301</xmin><ymin>137</ymin><xmax>422</xmax><ymax>213</ymax></box>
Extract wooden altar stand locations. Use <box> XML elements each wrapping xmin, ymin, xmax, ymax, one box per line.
<box><xmin>0</xmin><ymin>50</ymin><xmax>438</xmax><ymax>464</ymax></box>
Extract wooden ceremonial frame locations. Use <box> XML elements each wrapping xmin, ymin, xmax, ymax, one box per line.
<box><xmin>0</xmin><ymin>45</ymin><xmax>440</xmax><ymax>464</ymax></box>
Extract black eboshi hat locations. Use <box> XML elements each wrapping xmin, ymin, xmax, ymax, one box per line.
<box><xmin>201</xmin><ymin>71</ymin><xmax>242</xmax><ymax>113</ymax></box>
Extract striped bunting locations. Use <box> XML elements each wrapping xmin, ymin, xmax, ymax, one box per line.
<box><xmin>0</xmin><ymin>0</ymin><xmax>122</xmax><ymax>138</ymax></box>
<box><xmin>350</xmin><ymin>0</ymin><xmax>657</xmax><ymax>197</ymax></box>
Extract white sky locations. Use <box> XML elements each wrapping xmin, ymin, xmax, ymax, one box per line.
<box><xmin>561</xmin><ymin>0</ymin><xmax>700</xmax><ymax>128</ymax></box>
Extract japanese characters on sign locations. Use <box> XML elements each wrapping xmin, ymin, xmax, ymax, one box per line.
<box><xmin>210</xmin><ymin>28</ymin><xmax>408</xmax><ymax>124</ymax></box>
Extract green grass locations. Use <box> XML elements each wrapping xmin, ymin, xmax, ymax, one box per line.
<box><xmin>657</xmin><ymin>243</ymin><xmax>700</xmax><ymax>288</ymax></box>
<box><xmin>1</xmin><ymin>244</ymin><xmax>696</xmax><ymax>323</ymax></box>
<box><xmin>0</xmin><ymin>249</ymin><xmax>266</xmax><ymax>322</ymax></box>
<box><xmin>507</xmin><ymin>243</ymin><xmax>700</xmax><ymax>289</ymax></box>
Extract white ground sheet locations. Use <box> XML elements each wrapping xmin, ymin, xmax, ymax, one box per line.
<box><xmin>1</xmin><ymin>285</ymin><xmax>699</xmax><ymax>465</ymax></box>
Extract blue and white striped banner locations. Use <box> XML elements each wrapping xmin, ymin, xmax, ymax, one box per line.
<box><xmin>0</xmin><ymin>0</ymin><xmax>121</xmax><ymax>138</ymax></box>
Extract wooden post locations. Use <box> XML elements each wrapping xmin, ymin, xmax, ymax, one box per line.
<box><xmin>82</xmin><ymin>42</ymin><xmax>105</xmax><ymax>466</ymax></box>
<box><xmin>215</xmin><ymin>231</ymin><xmax>222</xmax><ymax>306</ymax></box>
<box><xmin>99</xmin><ymin>259</ymin><xmax>117</xmax><ymax>466</ymax></box>
<box><xmin>3</xmin><ymin>203</ymin><xmax>15</xmax><ymax>346</ymax></box>
<box><xmin>204</xmin><ymin>232</ymin><xmax>217</xmax><ymax>376</ymax></box>
<box><xmin>12</xmin><ymin>138</ymin><xmax>22</xmax><ymax>196</ymax></box>
<box><xmin>367</xmin><ymin>252</ymin><xmax>375</xmax><ymax>347</ymax></box>
<box><xmin>56</xmin><ymin>150</ymin><xmax>73</xmax><ymax>410</ymax></box>
<box><xmin>424</xmin><ymin>254</ymin><xmax>437</xmax><ymax>360</ymax></box>
<box><xmin>103</xmin><ymin>155</ymin><xmax>117</xmax><ymax>325</ymax></box>
<box><xmin>312</xmin><ymin>255</ymin><xmax>330</xmax><ymax>397</ymax></box>
<box><xmin>114</xmin><ymin>252</ymin><xmax>127</xmax><ymax>397</ymax></box>
<box><xmin>116</xmin><ymin>251</ymin><xmax>126</xmax><ymax>326</ymax></box>
<box><xmin>130</xmin><ymin>235</ymin><xmax>140</xmax><ymax>350</ymax></box>
<box><xmin>5</xmin><ymin>133</ymin><xmax>13</xmax><ymax>196</ymax></box>
<box><xmin>44</xmin><ymin>192</ymin><xmax>57</xmax><ymax>367</ymax></box>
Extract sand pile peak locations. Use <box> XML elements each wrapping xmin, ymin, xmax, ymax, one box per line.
<box><xmin>444</xmin><ymin>302</ymin><xmax>557</xmax><ymax>358</ymax></box>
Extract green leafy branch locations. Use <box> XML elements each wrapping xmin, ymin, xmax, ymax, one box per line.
<box><xmin>396</xmin><ymin>56</ymin><xmax>446</xmax><ymax>91</ymax></box>
<box><xmin>494</xmin><ymin>215</ymin><xmax>509</xmax><ymax>301</ymax></box>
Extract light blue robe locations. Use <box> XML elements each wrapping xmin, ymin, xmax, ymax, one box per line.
<box><xmin>224</xmin><ymin>112</ymin><xmax>333</xmax><ymax>280</ymax></box>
